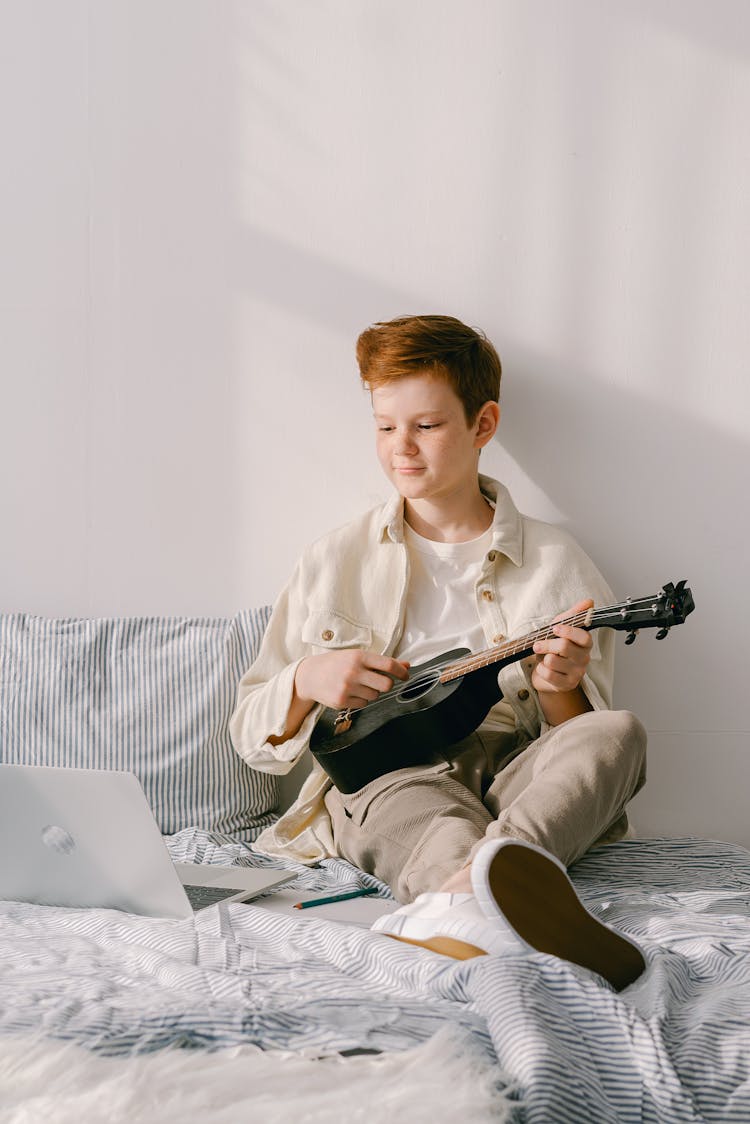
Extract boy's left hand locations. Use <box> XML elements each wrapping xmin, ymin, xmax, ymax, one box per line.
<box><xmin>531</xmin><ymin>599</ymin><xmax>594</xmax><ymax>695</ymax></box>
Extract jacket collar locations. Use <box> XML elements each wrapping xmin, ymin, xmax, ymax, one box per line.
<box><xmin>379</xmin><ymin>474</ymin><xmax>524</xmax><ymax>567</ymax></box>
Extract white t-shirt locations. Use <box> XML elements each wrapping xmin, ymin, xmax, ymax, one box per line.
<box><xmin>396</xmin><ymin>523</ymin><xmax>491</xmax><ymax>665</ymax></box>
<box><xmin>396</xmin><ymin>522</ymin><xmax>516</xmax><ymax>734</ymax></box>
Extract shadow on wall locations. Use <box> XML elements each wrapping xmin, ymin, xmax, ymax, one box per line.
<box><xmin>627</xmin><ymin>0</ymin><xmax>750</xmax><ymax>62</ymax></box>
<box><xmin>494</xmin><ymin>345</ymin><xmax>746</xmax><ymax>732</ymax></box>
<box><xmin>231</xmin><ymin>223</ymin><xmax>421</xmax><ymax>335</ymax></box>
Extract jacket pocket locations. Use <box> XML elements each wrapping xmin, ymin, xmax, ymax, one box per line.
<box><xmin>301</xmin><ymin>610</ymin><xmax>372</xmax><ymax>651</ymax></box>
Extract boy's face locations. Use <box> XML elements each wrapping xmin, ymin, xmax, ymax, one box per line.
<box><xmin>371</xmin><ymin>372</ymin><xmax>497</xmax><ymax>506</ymax></box>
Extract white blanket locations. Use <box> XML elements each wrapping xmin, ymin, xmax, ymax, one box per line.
<box><xmin>0</xmin><ymin>1026</ymin><xmax>514</xmax><ymax>1124</ymax></box>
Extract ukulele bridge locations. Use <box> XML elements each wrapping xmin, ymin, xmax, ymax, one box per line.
<box><xmin>333</xmin><ymin>709</ymin><xmax>353</xmax><ymax>736</ymax></box>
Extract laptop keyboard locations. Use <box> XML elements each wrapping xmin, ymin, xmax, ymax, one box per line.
<box><xmin>183</xmin><ymin>883</ymin><xmax>247</xmax><ymax>910</ymax></box>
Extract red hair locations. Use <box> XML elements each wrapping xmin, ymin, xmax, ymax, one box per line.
<box><xmin>356</xmin><ymin>315</ymin><xmax>502</xmax><ymax>423</ymax></box>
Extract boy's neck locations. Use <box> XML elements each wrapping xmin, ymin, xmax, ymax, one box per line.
<box><xmin>403</xmin><ymin>486</ymin><xmax>494</xmax><ymax>543</ymax></box>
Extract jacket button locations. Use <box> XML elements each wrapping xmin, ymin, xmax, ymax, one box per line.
<box><xmin>487</xmin><ymin>550</ymin><xmax>497</xmax><ymax>562</ymax></box>
<box><xmin>321</xmin><ymin>629</ymin><xmax>334</xmax><ymax>641</ymax></box>
<box><xmin>481</xmin><ymin>589</ymin><xmax>494</xmax><ymax>602</ymax></box>
<box><xmin>517</xmin><ymin>688</ymin><xmax>530</xmax><ymax>701</ymax></box>
<box><xmin>492</xmin><ymin>634</ymin><xmax>504</xmax><ymax>644</ymax></box>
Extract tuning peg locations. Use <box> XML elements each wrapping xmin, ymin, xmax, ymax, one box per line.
<box><xmin>625</xmin><ymin>631</ymin><xmax>638</xmax><ymax>645</ymax></box>
<box><xmin>655</xmin><ymin>627</ymin><xmax>670</xmax><ymax>640</ymax></box>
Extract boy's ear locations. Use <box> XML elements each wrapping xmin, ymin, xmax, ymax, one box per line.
<box><xmin>475</xmin><ymin>401</ymin><xmax>500</xmax><ymax>446</ymax></box>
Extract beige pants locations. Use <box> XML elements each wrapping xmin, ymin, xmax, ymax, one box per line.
<box><xmin>324</xmin><ymin>709</ymin><xmax>647</xmax><ymax>903</ymax></box>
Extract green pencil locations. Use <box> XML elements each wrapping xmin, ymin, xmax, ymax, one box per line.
<box><xmin>293</xmin><ymin>887</ymin><xmax>380</xmax><ymax>910</ymax></box>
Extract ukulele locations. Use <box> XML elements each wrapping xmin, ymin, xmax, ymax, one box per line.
<box><xmin>309</xmin><ymin>580</ymin><xmax>694</xmax><ymax>793</ymax></box>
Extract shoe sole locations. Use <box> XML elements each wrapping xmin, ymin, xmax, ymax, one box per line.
<box><xmin>486</xmin><ymin>842</ymin><xmax>645</xmax><ymax>992</ymax></box>
<box><xmin>383</xmin><ymin>934</ymin><xmax>487</xmax><ymax>960</ymax></box>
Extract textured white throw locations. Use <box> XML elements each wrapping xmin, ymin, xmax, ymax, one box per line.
<box><xmin>0</xmin><ymin>1027</ymin><xmax>515</xmax><ymax>1124</ymax></box>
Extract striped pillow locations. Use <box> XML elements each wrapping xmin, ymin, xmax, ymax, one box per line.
<box><xmin>0</xmin><ymin>608</ymin><xmax>277</xmax><ymax>840</ymax></box>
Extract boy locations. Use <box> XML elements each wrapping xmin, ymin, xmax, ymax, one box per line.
<box><xmin>230</xmin><ymin>315</ymin><xmax>647</xmax><ymax>991</ymax></box>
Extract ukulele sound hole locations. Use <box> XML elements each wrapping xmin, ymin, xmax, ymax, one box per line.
<box><xmin>397</xmin><ymin>674</ymin><xmax>440</xmax><ymax>703</ymax></box>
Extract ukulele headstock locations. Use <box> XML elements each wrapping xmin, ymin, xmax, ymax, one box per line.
<box><xmin>594</xmin><ymin>580</ymin><xmax>695</xmax><ymax>644</ymax></box>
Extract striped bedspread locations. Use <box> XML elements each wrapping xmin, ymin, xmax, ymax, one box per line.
<box><xmin>1</xmin><ymin>835</ymin><xmax>749</xmax><ymax>1122</ymax></box>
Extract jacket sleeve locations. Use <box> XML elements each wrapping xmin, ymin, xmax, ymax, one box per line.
<box><xmin>229</xmin><ymin>560</ymin><xmax>322</xmax><ymax>775</ymax></box>
<box><xmin>497</xmin><ymin>628</ymin><xmax>614</xmax><ymax>739</ymax></box>
<box><xmin>495</xmin><ymin>535</ymin><xmax>616</xmax><ymax>739</ymax></box>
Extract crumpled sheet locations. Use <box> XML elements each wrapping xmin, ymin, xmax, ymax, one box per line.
<box><xmin>2</xmin><ymin>834</ymin><xmax>750</xmax><ymax>1123</ymax></box>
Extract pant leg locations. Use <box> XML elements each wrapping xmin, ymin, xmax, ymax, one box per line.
<box><xmin>471</xmin><ymin>709</ymin><xmax>647</xmax><ymax>867</ymax></box>
<box><xmin>325</xmin><ymin>711</ymin><xmax>646</xmax><ymax>902</ymax></box>
<box><xmin>325</xmin><ymin>733</ymin><xmax>496</xmax><ymax>903</ymax></box>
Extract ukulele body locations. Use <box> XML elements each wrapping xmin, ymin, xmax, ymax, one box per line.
<box><xmin>309</xmin><ymin>649</ymin><xmax>505</xmax><ymax>793</ymax></box>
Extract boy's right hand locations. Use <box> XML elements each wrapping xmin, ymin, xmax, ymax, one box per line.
<box><xmin>295</xmin><ymin>650</ymin><xmax>410</xmax><ymax>711</ymax></box>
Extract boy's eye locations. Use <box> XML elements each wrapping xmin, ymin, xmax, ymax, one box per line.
<box><xmin>376</xmin><ymin>422</ymin><xmax>441</xmax><ymax>432</ymax></box>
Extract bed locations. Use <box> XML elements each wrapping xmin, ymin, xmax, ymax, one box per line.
<box><xmin>1</xmin><ymin>609</ymin><xmax>749</xmax><ymax>1122</ymax></box>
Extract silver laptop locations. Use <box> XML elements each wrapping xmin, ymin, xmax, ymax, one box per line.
<box><xmin>0</xmin><ymin>764</ymin><xmax>291</xmax><ymax>919</ymax></box>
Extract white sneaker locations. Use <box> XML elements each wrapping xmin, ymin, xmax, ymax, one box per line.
<box><xmin>471</xmin><ymin>837</ymin><xmax>647</xmax><ymax>992</ymax></box>
<box><xmin>371</xmin><ymin>891</ymin><xmax>524</xmax><ymax>961</ymax></box>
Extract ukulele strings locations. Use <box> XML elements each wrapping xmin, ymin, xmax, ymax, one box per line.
<box><xmin>353</xmin><ymin>593</ymin><xmax>662</xmax><ymax>712</ymax></box>
<box><xmin>440</xmin><ymin>611</ymin><xmax>592</xmax><ymax>682</ymax></box>
<box><xmin>442</xmin><ymin>594</ymin><xmax>663</xmax><ymax>682</ymax></box>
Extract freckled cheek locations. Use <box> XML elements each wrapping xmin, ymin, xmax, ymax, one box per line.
<box><xmin>374</xmin><ymin>437</ymin><xmax>393</xmax><ymax>472</ymax></box>
<box><xmin>433</xmin><ymin>437</ymin><xmax>459</xmax><ymax>463</ymax></box>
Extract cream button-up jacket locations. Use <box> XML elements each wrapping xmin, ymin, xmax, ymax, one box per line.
<box><xmin>230</xmin><ymin>476</ymin><xmax>615</xmax><ymax>864</ymax></box>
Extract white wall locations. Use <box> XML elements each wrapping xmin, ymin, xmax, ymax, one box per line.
<box><xmin>1</xmin><ymin>1</ymin><xmax>749</xmax><ymax>844</ymax></box>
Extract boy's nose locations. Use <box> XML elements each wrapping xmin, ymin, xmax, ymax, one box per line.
<box><xmin>394</xmin><ymin>431</ymin><xmax>418</xmax><ymax>455</ymax></box>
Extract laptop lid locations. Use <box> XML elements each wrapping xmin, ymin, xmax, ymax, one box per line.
<box><xmin>0</xmin><ymin>765</ymin><xmax>289</xmax><ymax>919</ymax></box>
